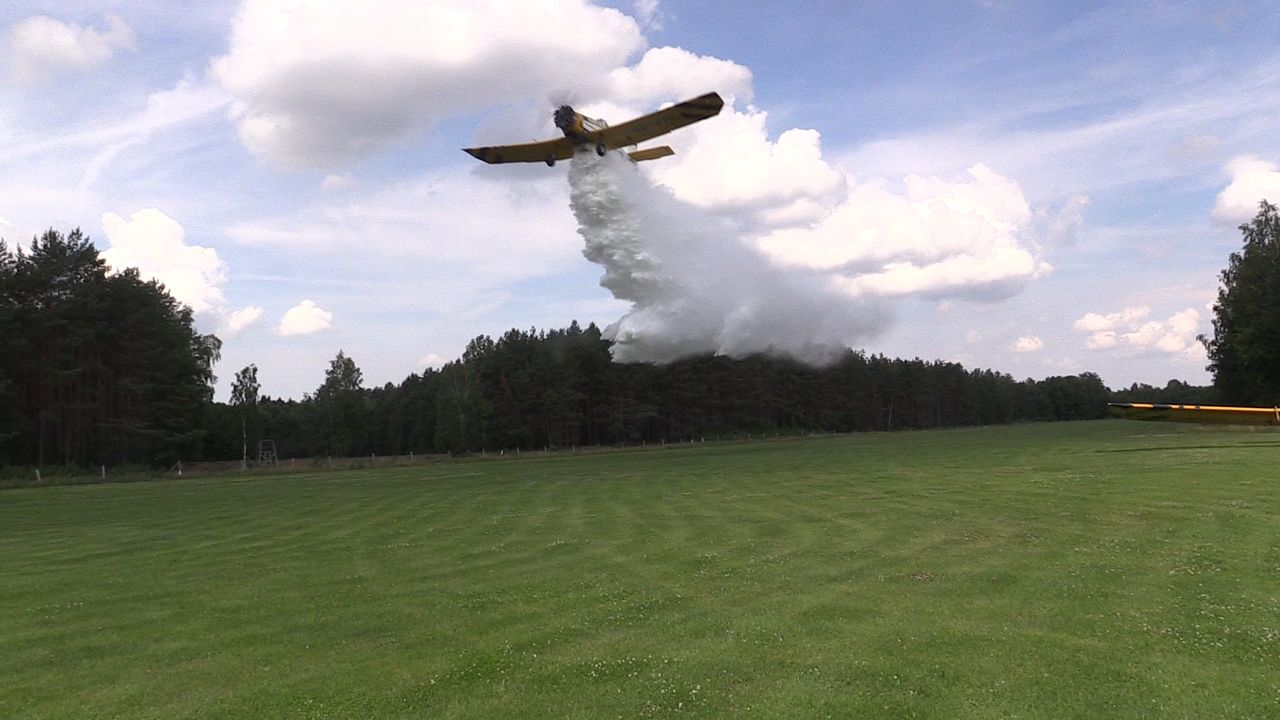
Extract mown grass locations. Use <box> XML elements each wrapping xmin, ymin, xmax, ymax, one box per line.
<box><xmin>2</xmin><ymin>421</ymin><xmax>1278</xmax><ymax>719</ymax></box>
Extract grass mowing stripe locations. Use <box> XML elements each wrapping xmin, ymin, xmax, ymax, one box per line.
<box><xmin>2</xmin><ymin>421</ymin><xmax>1279</xmax><ymax>718</ymax></box>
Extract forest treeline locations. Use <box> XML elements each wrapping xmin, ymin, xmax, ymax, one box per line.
<box><xmin>0</xmin><ymin>231</ymin><xmax>220</xmax><ymax>468</ymax></box>
<box><xmin>2</xmin><ymin>227</ymin><xmax>1196</xmax><ymax>469</ymax></box>
<box><xmin>202</xmin><ymin>323</ymin><xmax>1115</xmax><ymax>462</ymax></box>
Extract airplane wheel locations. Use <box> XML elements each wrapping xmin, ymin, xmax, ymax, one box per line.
<box><xmin>545</xmin><ymin>156</ymin><xmax>556</xmax><ymax>167</ymax></box>
<box><xmin>595</xmin><ymin>143</ymin><xmax>606</xmax><ymax>156</ymax></box>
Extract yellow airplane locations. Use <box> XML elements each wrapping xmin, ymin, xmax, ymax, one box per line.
<box><xmin>463</xmin><ymin>92</ymin><xmax>724</xmax><ymax>166</ymax></box>
<box><xmin>1108</xmin><ymin>402</ymin><xmax>1280</xmax><ymax>425</ymax></box>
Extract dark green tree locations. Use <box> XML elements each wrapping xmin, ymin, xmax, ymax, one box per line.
<box><xmin>314</xmin><ymin>350</ymin><xmax>366</xmax><ymax>457</ymax></box>
<box><xmin>1201</xmin><ymin>200</ymin><xmax>1280</xmax><ymax>404</ymax></box>
<box><xmin>0</xmin><ymin>228</ymin><xmax>219</xmax><ymax>466</ymax></box>
<box><xmin>434</xmin><ymin>359</ymin><xmax>489</xmax><ymax>453</ymax></box>
<box><xmin>0</xmin><ymin>241</ymin><xmax>19</xmax><ymax>449</ymax></box>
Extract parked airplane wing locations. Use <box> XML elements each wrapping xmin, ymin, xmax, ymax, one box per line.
<box><xmin>594</xmin><ymin>92</ymin><xmax>724</xmax><ymax>150</ymax></box>
<box><xmin>1108</xmin><ymin>402</ymin><xmax>1280</xmax><ymax>425</ymax></box>
<box><xmin>463</xmin><ymin>137</ymin><xmax>574</xmax><ymax>165</ymax></box>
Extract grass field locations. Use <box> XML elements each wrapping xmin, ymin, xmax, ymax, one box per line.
<box><xmin>3</xmin><ymin>421</ymin><xmax>1279</xmax><ymax>719</ymax></box>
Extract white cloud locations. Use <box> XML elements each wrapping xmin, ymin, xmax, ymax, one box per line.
<box><xmin>590</xmin><ymin>51</ymin><xmax>1051</xmax><ymax>307</ymax></box>
<box><xmin>605</xmin><ymin>46</ymin><xmax>752</xmax><ymax>108</ymax></box>
<box><xmin>752</xmin><ymin>164</ymin><xmax>1049</xmax><ymax>300</ymax></box>
<box><xmin>1086</xmin><ymin>331</ymin><xmax>1119</xmax><ymax>349</ymax></box>
<box><xmin>1075</xmin><ymin>306</ymin><xmax>1204</xmax><ymax>358</ymax></box>
<box><xmin>210</xmin><ymin>2</ymin><xmax>1052</xmax><ymax>311</ymax></box>
<box><xmin>1073</xmin><ymin>306</ymin><xmax>1151</xmax><ymax>332</ymax></box>
<box><xmin>221</xmin><ymin>306</ymin><xmax>264</xmax><ymax>337</ymax></box>
<box><xmin>1212</xmin><ymin>156</ymin><xmax>1280</xmax><ymax>224</ymax></box>
<box><xmin>5</xmin><ymin>14</ymin><xmax>134</xmax><ymax>85</ymax></box>
<box><xmin>1142</xmin><ymin>308</ymin><xmax>1202</xmax><ymax>355</ymax></box>
<box><xmin>212</xmin><ymin>0</ymin><xmax>644</xmax><ymax>168</ymax></box>
<box><xmin>100</xmin><ymin>208</ymin><xmax>228</xmax><ymax>316</ymax></box>
<box><xmin>277</xmin><ymin>300</ymin><xmax>333</xmax><ymax>336</ymax></box>
<box><xmin>653</xmin><ymin>105</ymin><xmax>843</xmax><ymax>226</ymax></box>
<box><xmin>1013</xmin><ymin>335</ymin><xmax>1044</xmax><ymax>352</ymax></box>
<box><xmin>418</xmin><ymin>353</ymin><xmax>447</xmax><ymax>369</ymax></box>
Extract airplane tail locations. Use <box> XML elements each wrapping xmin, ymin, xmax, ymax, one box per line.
<box><xmin>628</xmin><ymin>146</ymin><xmax>675</xmax><ymax>162</ymax></box>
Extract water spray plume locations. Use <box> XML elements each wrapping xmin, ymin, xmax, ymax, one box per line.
<box><xmin>568</xmin><ymin>151</ymin><xmax>891</xmax><ymax>365</ymax></box>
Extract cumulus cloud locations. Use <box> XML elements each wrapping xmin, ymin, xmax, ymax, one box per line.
<box><xmin>1085</xmin><ymin>331</ymin><xmax>1119</xmax><ymax>350</ymax></box>
<box><xmin>98</xmin><ymin>209</ymin><xmax>267</xmax><ymax>341</ymax></box>
<box><xmin>100</xmin><ymin>208</ymin><xmax>228</xmax><ymax>316</ymax></box>
<box><xmin>209</xmin><ymin>0</ymin><xmax>1052</xmax><ymax>363</ymax></box>
<box><xmin>1013</xmin><ymin>336</ymin><xmax>1044</xmax><ymax>352</ymax></box>
<box><xmin>277</xmin><ymin>300</ymin><xmax>334</xmax><ymax>336</ymax></box>
<box><xmin>1074</xmin><ymin>306</ymin><xmax>1204</xmax><ymax>358</ymax></box>
<box><xmin>221</xmin><ymin>306</ymin><xmax>264</xmax><ymax>337</ymax></box>
<box><xmin>208</xmin><ymin>2</ymin><xmax>1049</xmax><ymax>305</ymax></box>
<box><xmin>1213</xmin><ymin>156</ymin><xmax>1280</xmax><ymax>224</ymax></box>
<box><xmin>604</xmin><ymin>46</ymin><xmax>752</xmax><ymax>108</ymax></box>
<box><xmin>594</xmin><ymin>58</ymin><xmax>1048</xmax><ymax>304</ymax></box>
<box><xmin>211</xmin><ymin>0</ymin><xmax>644</xmax><ymax>167</ymax></box>
<box><xmin>652</xmin><ymin>105</ymin><xmax>843</xmax><ymax>226</ymax></box>
<box><xmin>1073</xmin><ymin>306</ymin><xmax>1151</xmax><ymax>333</ymax></box>
<box><xmin>751</xmin><ymin>164</ymin><xmax>1049</xmax><ymax>300</ymax></box>
<box><xmin>5</xmin><ymin>14</ymin><xmax>134</xmax><ymax>85</ymax></box>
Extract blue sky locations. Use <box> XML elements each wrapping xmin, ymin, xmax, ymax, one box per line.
<box><xmin>2</xmin><ymin>1</ymin><xmax>1279</xmax><ymax>400</ymax></box>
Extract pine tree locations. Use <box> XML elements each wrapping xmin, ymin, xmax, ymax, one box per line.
<box><xmin>0</xmin><ymin>228</ymin><xmax>219</xmax><ymax>466</ymax></box>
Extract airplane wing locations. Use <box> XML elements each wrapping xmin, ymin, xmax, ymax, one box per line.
<box><xmin>463</xmin><ymin>137</ymin><xmax>574</xmax><ymax>165</ymax></box>
<box><xmin>627</xmin><ymin>145</ymin><xmax>675</xmax><ymax>162</ymax></box>
<box><xmin>1108</xmin><ymin>402</ymin><xmax>1280</xmax><ymax>425</ymax></box>
<box><xmin>594</xmin><ymin>92</ymin><xmax>724</xmax><ymax>150</ymax></box>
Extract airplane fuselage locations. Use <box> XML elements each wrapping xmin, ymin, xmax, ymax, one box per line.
<box><xmin>554</xmin><ymin>105</ymin><xmax>606</xmax><ymax>148</ymax></box>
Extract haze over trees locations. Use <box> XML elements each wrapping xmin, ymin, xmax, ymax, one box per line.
<box><xmin>1201</xmin><ymin>200</ymin><xmax>1280</xmax><ymax>404</ymax></box>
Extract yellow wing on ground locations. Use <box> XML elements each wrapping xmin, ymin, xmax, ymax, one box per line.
<box><xmin>463</xmin><ymin>137</ymin><xmax>574</xmax><ymax>165</ymax></box>
<box><xmin>594</xmin><ymin>92</ymin><xmax>724</xmax><ymax>150</ymax></box>
<box><xmin>1108</xmin><ymin>402</ymin><xmax>1280</xmax><ymax>425</ymax></box>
